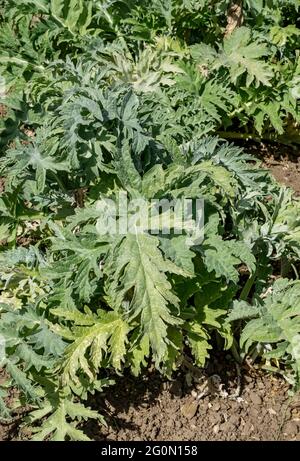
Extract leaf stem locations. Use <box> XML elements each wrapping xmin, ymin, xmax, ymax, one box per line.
<box><xmin>231</xmin><ymin>338</ymin><xmax>242</xmax><ymax>364</ymax></box>
<box><xmin>50</xmin><ymin>172</ymin><xmax>67</xmax><ymax>194</ymax></box>
<box><xmin>240</xmin><ymin>271</ymin><xmax>257</xmax><ymax>301</ymax></box>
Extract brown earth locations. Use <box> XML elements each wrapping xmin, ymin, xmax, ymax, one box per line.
<box><xmin>84</xmin><ymin>358</ymin><xmax>300</xmax><ymax>442</ymax></box>
<box><xmin>1</xmin><ymin>360</ymin><xmax>300</xmax><ymax>442</ymax></box>
<box><xmin>0</xmin><ymin>370</ymin><xmax>26</xmax><ymax>442</ymax></box>
<box><xmin>241</xmin><ymin>141</ymin><xmax>300</xmax><ymax>196</ymax></box>
<box><xmin>264</xmin><ymin>154</ymin><xmax>300</xmax><ymax>197</ymax></box>
<box><xmin>0</xmin><ymin>104</ymin><xmax>7</xmax><ymax>118</ymax></box>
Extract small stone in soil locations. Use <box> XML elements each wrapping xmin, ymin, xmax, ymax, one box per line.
<box><xmin>284</xmin><ymin>421</ymin><xmax>299</xmax><ymax>436</ymax></box>
<box><xmin>180</xmin><ymin>399</ymin><xmax>199</xmax><ymax>419</ymax></box>
<box><xmin>175</xmin><ymin>420</ymin><xmax>183</xmax><ymax>429</ymax></box>
<box><xmin>213</xmin><ymin>424</ymin><xmax>220</xmax><ymax>434</ymax></box>
<box><xmin>248</xmin><ymin>391</ymin><xmax>262</xmax><ymax>405</ymax></box>
<box><xmin>166</xmin><ymin>419</ymin><xmax>175</xmax><ymax>428</ymax></box>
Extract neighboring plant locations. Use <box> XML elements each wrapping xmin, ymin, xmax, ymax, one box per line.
<box><xmin>0</xmin><ymin>0</ymin><xmax>299</xmax><ymax>145</ymax></box>
<box><xmin>227</xmin><ymin>278</ymin><xmax>300</xmax><ymax>388</ymax></box>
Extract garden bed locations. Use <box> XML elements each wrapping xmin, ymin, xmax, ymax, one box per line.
<box><xmin>1</xmin><ymin>142</ymin><xmax>300</xmax><ymax>442</ymax></box>
<box><xmin>89</xmin><ymin>366</ymin><xmax>300</xmax><ymax>442</ymax></box>
<box><xmin>0</xmin><ymin>1</ymin><xmax>299</xmax><ymax>442</ymax></box>
<box><xmin>1</xmin><ymin>359</ymin><xmax>300</xmax><ymax>441</ymax></box>
<box><xmin>242</xmin><ymin>141</ymin><xmax>300</xmax><ymax>196</ymax></box>
<box><xmin>94</xmin><ymin>141</ymin><xmax>300</xmax><ymax>442</ymax></box>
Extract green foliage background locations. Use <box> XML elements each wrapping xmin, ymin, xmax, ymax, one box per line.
<box><xmin>0</xmin><ymin>0</ymin><xmax>299</xmax><ymax>440</ymax></box>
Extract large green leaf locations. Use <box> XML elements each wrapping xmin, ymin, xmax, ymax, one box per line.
<box><xmin>105</xmin><ymin>232</ymin><xmax>187</xmax><ymax>363</ymax></box>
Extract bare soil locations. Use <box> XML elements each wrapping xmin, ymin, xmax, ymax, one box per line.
<box><xmin>84</xmin><ymin>357</ymin><xmax>300</xmax><ymax>442</ymax></box>
<box><xmin>241</xmin><ymin>141</ymin><xmax>300</xmax><ymax>196</ymax></box>
<box><xmin>0</xmin><ymin>104</ymin><xmax>7</xmax><ymax>118</ymax></box>
<box><xmin>0</xmin><ymin>370</ymin><xmax>26</xmax><ymax>441</ymax></box>
<box><xmin>264</xmin><ymin>154</ymin><xmax>300</xmax><ymax>197</ymax></box>
<box><xmin>1</xmin><ymin>360</ymin><xmax>300</xmax><ymax>442</ymax></box>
